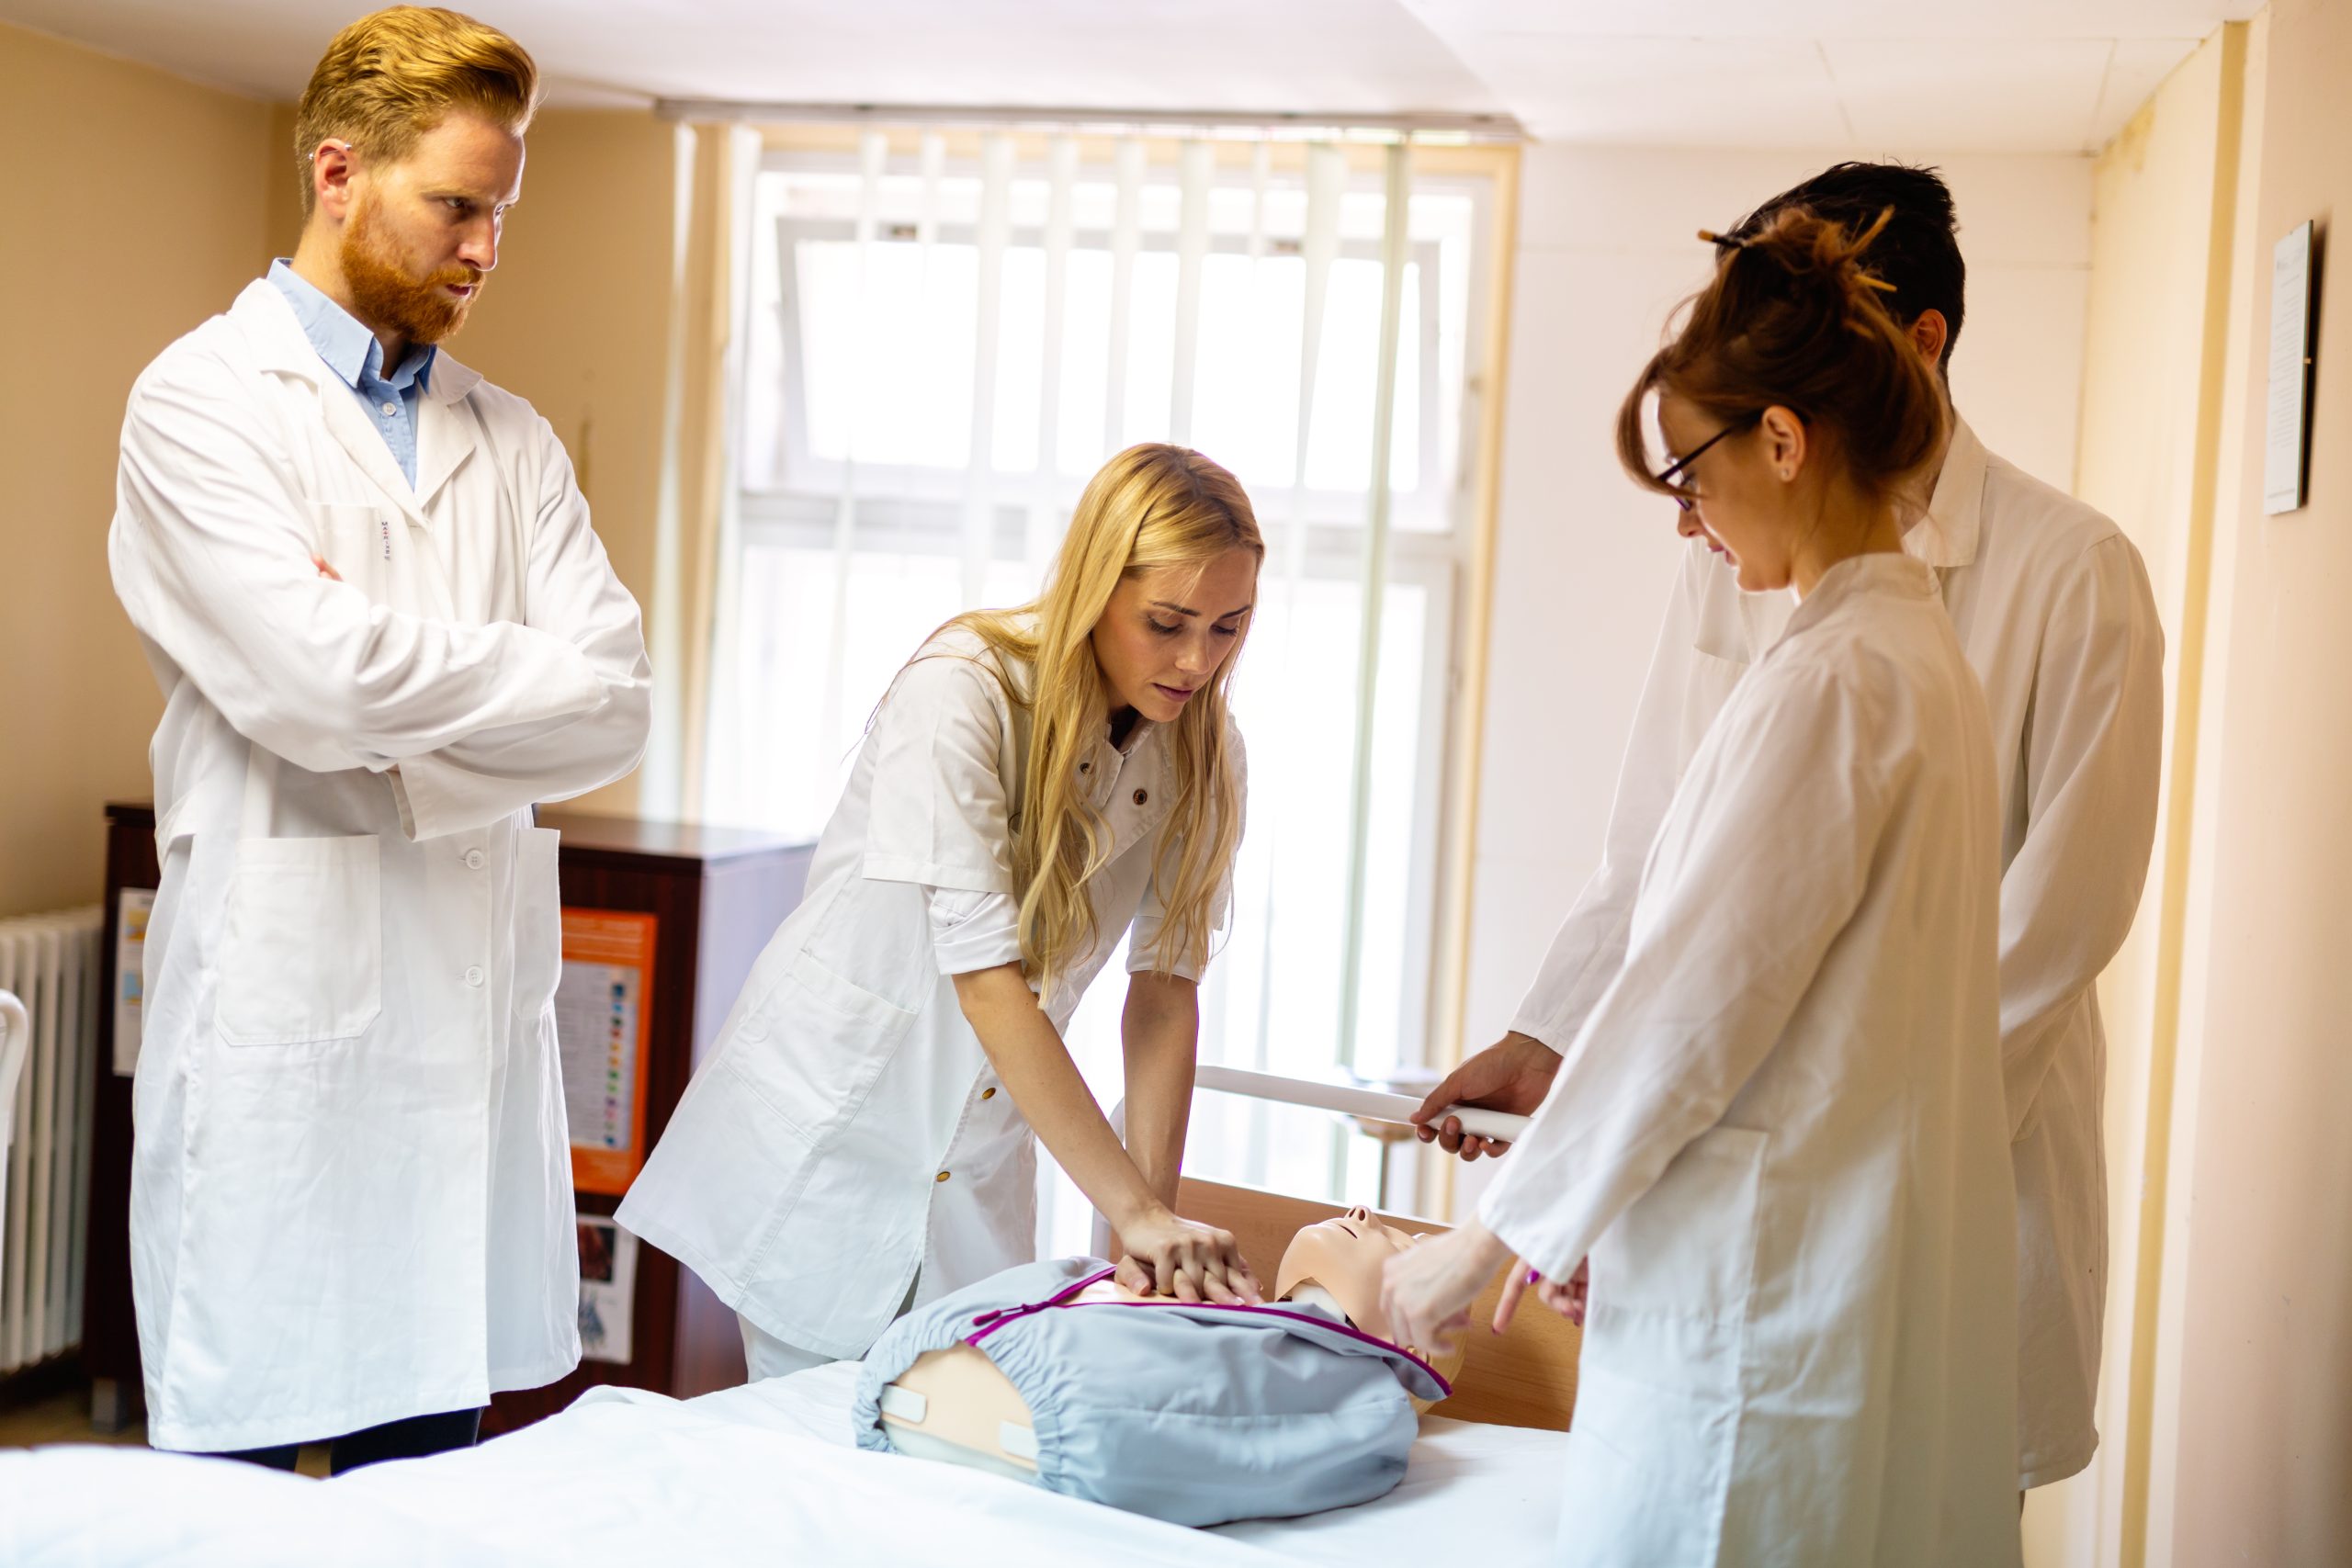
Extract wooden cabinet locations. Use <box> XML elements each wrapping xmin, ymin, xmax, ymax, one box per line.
<box><xmin>86</xmin><ymin>806</ymin><xmax>812</xmax><ymax>1436</ymax></box>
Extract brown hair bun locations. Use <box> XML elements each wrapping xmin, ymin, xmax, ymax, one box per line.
<box><xmin>1618</xmin><ymin>206</ymin><xmax>1949</xmax><ymax>517</ymax></box>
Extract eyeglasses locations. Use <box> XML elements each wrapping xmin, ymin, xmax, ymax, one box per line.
<box><xmin>1656</xmin><ymin>412</ymin><xmax>1762</xmax><ymax>512</ymax></box>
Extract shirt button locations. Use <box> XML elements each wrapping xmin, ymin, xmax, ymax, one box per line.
<box><xmin>1133</xmin><ymin>788</ymin><xmax>1148</xmax><ymax>806</ymax></box>
<box><xmin>464</xmin><ymin>965</ymin><xmax>485</xmax><ymax>987</ymax></box>
<box><xmin>980</xmin><ymin>1087</ymin><xmax>996</xmax><ymax>1100</ymax></box>
<box><xmin>935</xmin><ymin>1170</ymin><xmax>952</xmax><ymax>1183</ymax></box>
<box><xmin>381</xmin><ymin>402</ymin><xmax>398</xmax><ymax>416</ymax></box>
<box><xmin>464</xmin><ymin>849</ymin><xmax>486</xmax><ymax>870</ymax></box>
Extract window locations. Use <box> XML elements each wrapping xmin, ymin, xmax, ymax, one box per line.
<box><xmin>705</xmin><ymin>130</ymin><xmax>1504</xmax><ymax>1245</ymax></box>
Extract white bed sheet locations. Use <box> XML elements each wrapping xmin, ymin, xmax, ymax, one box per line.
<box><xmin>696</xmin><ymin>1359</ymin><xmax>1570</xmax><ymax>1564</ymax></box>
<box><xmin>0</xmin><ymin>1365</ymin><xmax>1566</xmax><ymax>1566</ymax></box>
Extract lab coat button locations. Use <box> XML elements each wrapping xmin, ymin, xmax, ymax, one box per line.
<box><xmin>980</xmin><ymin>1087</ymin><xmax>996</xmax><ymax>1100</ymax></box>
<box><xmin>464</xmin><ymin>965</ymin><xmax>485</xmax><ymax>987</ymax></box>
<box><xmin>935</xmin><ymin>1170</ymin><xmax>952</xmax><ymax>1183</ymax></box>
<box><xmin>463</xmin><ymin>849</ymin><xmax>486</xmax><ymax>870</ymax></box>
<box><xmin>1132</xmin><ymin>788</ymin><xmax>1148</xmax><ymax>806</ymax></box>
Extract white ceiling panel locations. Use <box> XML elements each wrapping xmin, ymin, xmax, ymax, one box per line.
<box><xmin>0</xmin><ymin>0</ymin><xmax>1501</xmax><ymax>115</ymax></box>
<box><xmin>1403</xmin><ymin>0</ymin><xmax>2253</xmax><ymax>152</ymax></box>
<box><xmin>1453</xmin><ymin>34</ymin><xmax>1850</xmax><ymax>146</ymax></box>
<box><xmin>0</xmin><ymin>0</ymin><xmax>2255</xmax><ymax>153</ymax></box>
<box><xmin>1820</xmin><ymin>38</ymin><xmax>2117</xmax><ymax>153</ymax></box>
<box><xmin>1402</xmin><ymin>1</ymin><xmax>2259</xmax><ymax>42</ymax></box>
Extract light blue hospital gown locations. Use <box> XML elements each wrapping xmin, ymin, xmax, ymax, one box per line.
<box><xmin>854</xmin><ymin>1257</ymin><xmax>1449</xmax><ymax>1526</ymax></box>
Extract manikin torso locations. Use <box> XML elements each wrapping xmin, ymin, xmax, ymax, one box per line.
<box><xmin>878</xmin><ymin>1209</ymin><xmax>1461</xmax><ymax>1482</ymax></box>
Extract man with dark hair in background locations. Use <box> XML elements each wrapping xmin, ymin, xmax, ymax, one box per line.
<box><xmin>1417</xmin><ymin>161</ymin><xmax>2165</xmax><ymax>1501</ymax></box>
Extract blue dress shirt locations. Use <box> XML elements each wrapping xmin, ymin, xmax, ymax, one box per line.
<box><xmin>267</xmin><ymin>258</ymin><xmax>437</xmax><ymax>487</ymax></box>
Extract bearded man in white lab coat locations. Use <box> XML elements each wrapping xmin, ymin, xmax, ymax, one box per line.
<box><xmin>1417</xmin><ymin>162</ymin><xmax>2164</xmax><ymax>1497</ymax></box>
<box><xmin>107</xmin><ymin>6</ymin><xmax>650</xmax><ymax>1470</ymax></box>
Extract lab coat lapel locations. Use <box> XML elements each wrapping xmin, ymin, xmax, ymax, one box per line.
<box><xmin>413</xmin><ymin>353</ymin><xmax>485</xmax><ymax>513</ymax></box>
<box><xmin>228</xmin><ymin>280</ymin><xmax>451</xmax><ymax>530</ymax></box>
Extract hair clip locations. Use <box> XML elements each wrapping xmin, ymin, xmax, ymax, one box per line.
<box><xmin>1697</xmin><ymin>229</ymin><xmax>1746</xmax><ymax>251</ymax></box>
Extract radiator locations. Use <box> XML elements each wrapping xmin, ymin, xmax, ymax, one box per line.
<box><xmin>0</xmin><ymin>908</ymin><xmax>103</xmax><ymax>1377</ymax></box>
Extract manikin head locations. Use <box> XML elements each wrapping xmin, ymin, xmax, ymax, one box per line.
<box><xmin>1275</xmin><ymin>1207</ymin><xmax>1468</xmax><ymax>1385</ymax></box>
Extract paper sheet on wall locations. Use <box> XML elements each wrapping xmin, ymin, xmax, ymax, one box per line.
<box><xmin>112</xmin><ymin>887</ymin><xmax>153</xmax><ymax>1077</ymax></box>
<box><xmin>576</xmin><ymin>1213</ymin><xmax>638</xmax><ymax>1365</ymax></box>
<box><xmin>554</xmin><ymin>910</ymin><xmax>658</xmax><ymax>1196</ymax></box>
<box><xmin>2265</xmin><ymin>220</ymin><xmax>2316</xmax><ymax>515</ymax></box>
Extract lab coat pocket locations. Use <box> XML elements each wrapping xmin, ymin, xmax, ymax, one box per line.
<box><xmin>511</xmin><ymin>827</ymin><xmax>564</xmax><ymax>1018</ymax></box>
<box><xmin>215</xmin><ymin>836</ymin><xmax>382</xmax><ymax>1046</ymax></box>
<box><xmin>729</xmin><ymin>948</ymin><xmax>920</xmax><ymax>1144</ymax></box>
<box><xmin>308</xmin><ymin>502</ymin><xmax>398</xmax><ymax>600</ymax></box>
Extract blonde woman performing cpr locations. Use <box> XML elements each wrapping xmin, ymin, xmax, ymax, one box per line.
<box><xmin>623</xmin><ymin>445</ymin><xmax>1263</xmax><ymax>1379</ymax></box>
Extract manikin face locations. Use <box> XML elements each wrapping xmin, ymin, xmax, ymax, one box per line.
<box><xmin>1089</xmin><ymin>549</ymin><xmax>1258</xmax><ymax>728</ymax></box>
<box><xmin>1277</xmin><ymin>1208</ymin><xmax>1426</xmax><ymax>1348</ymax></box>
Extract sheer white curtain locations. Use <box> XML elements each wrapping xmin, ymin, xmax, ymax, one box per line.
<box><xmin>706</xmin><ymin>129</ymin><xmax>1490</xmax><ymax>1249</ymax></box>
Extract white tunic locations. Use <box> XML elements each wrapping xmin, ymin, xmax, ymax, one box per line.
<box><xmin>109</xmin><ymin>280</ymin><xmax>652</xmax><ymax>1451</ymax></box>
<box><xmin>1510</xmin><ymin>420</ymin><xmax>2163</xmax><ymax>1486</ymax></box>
<box><xmin>619</xmin><ymin>629</ymin><xmax>1237</xmax><ymax>1360</ymax></box>
<box><xmin>1484</xmin><ymin>554</ymin><xmax>2018</xmax><ymax>1566</ymax></box>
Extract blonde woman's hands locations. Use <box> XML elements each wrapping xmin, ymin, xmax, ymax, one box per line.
<box><xmin>1116</xmin><ymin>1210</ymin><xmax>1261</xmax><ymax>1305</ymax></box>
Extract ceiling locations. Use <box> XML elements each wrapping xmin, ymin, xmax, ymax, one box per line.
<box><xmin>0</xmin><ymin>0</ymin><xmax>2265</xmax><ymax>152</ymax></box>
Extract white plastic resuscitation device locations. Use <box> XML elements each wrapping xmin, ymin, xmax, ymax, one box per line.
<box><xmin>1193</xmin><ymin>1064</ymin><xmax>1532</xmax><ymax>1145</ymax></box>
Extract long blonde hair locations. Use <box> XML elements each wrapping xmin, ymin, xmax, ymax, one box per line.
<box><xmin>924</xmin><ymin>445</ymin><xmax>1262</xmax><ymax>991</ymax></box>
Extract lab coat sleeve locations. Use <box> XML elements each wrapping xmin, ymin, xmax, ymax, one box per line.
<box><xmin>388</xmin><ymin>418</ymin><xmax>653</xmax><ymax>840</ymax></box>
<box><xmin>862</xmin><ymin>654</ymin><xmax>1019</xmax><ymax>895</ymax></box>
<box><xmin>1127</xmin><ymin>724</ymin><xmax>1246</xmax><ymax>982</ymax></box>
<box><xmin>1477</xmin><ymin>663</ymin><xmax>1888</xmax><ymax>1280</ymax></box>
<box><xmin>109</xmin><ymin>350</ymin><xmax>608</xmax><ymax>779</ymax></box>
<box><xmin>1995</xmin><ymin>534</ymin><xmax>2164</xmax><ymax>1137</ymax></box>
<box><xmin>1507</xmin><ymin>543</ymin><xmax>1727</xmax><ymax>1051</ymax></box>
<box><xmin>926</xmin><ymin>887</ymin><xmax>1025</xmax><ymax>976</ymax></box>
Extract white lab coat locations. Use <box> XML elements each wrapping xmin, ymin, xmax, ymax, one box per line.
<box><xmin>618</xmin><ymin>628</ymin><xmax>1237</xmax><ymax>1361</ymax></box>
<box><xmin>108</xmin><ymin>279</ymin><xmax>652</xmax><ymax>1452</ymax></box>
<box><xmin>1511</xmin><ymin>419</ymin><xmax>2162</xmax><ymax>1487</ymax></box>
<box><xmin>1484</xmin><ymin>554</ymin><xmax>2019</xmax><ymax>1566</ymax></box>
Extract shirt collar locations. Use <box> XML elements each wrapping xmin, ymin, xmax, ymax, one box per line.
<box><xmin>266</xmin><ymin>258</ymin><xmax>435</xmax><ymax>395</ymax></box>
<box><xmin>1903</xmin><ymin>413</ymin><xmax>1987</xmax><ymax>570</ymax></box>
<box><xmin>1779</xmin><ymin>551</ymin><xmax>1939</xmax><ymax>644</ymax></box>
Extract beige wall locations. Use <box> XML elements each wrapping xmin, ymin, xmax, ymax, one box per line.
<box><xmin>0</xmin><ymin>23</ymin><xmax>274</xmax><ymax>918</ymax></box>
<box><xmin>2073</xmin><ymin>2</ymin><xmax>2352</xmax><ymax>1562</ymax></box>
<box><xmin>2163</xmin><ymin>0</ymin><xmax>2352</xmax><ymax>1560</ymax></box>
<box><xmin>2050</xmin><ymin>23</ymin><xmax>2254</xmax><ymax>1567</ymax></box>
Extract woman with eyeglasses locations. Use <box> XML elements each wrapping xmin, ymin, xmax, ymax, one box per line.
<box><xmin>1380</xmin><ymin>209</ymin><xmax>2021</xmax><ymax>1565</ymax></box>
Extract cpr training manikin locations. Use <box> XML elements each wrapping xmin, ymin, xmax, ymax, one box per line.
<box><xmin>852</xmin><ymin>1209</ymin><xmax>1464</xmax><ymax>1526</ymax></box>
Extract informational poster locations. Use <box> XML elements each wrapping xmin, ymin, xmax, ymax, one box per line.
<box><xmin>2265</xmin><ymin>220</ymin><xmax>2317</xmax><ymax>515</ymax></box>
<box><xmin>576</xmin><ymin>1213</ymin><xmax>639</xmax><ymax>1365</ymax></box>
<box><xmin>113</xmin><ymin>887</ymin><xmax>154</xmax><ymax>1077</ymax></box>
<box><xmin>554</xmin><ymin>909</ymin><xmax>658</xmax><ymax>1196</ymax></box>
